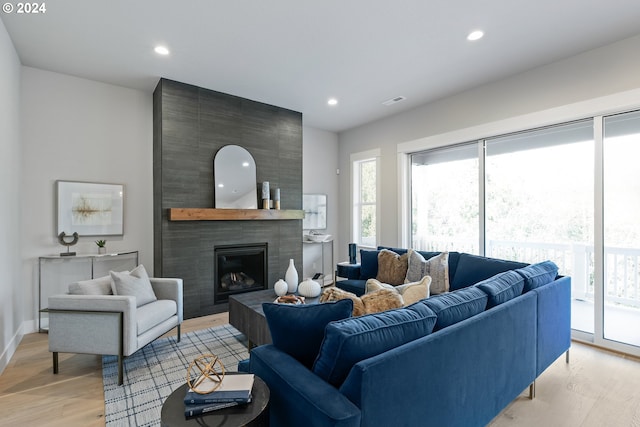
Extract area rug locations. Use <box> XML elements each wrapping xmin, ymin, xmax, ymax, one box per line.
<box><xmin>102</xmin><ymin>324</ymin><xmax>249</xmax><ymax>426</ymax></box>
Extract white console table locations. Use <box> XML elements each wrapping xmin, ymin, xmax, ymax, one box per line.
<box><xmin>302</xmin><ymin>239</ymin><xmax>334</xmax><ymax>286</ymax></box>
<box><xmin>38</xmin><ymin>251</ymin><xmax>139</xmax><ymax>331</ymax></box>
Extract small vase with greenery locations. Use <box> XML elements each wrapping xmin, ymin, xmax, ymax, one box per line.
<box><xmin>95</xmin><ymin>239</ymin><xmax>107</xmax><ymax>254</ymax></box>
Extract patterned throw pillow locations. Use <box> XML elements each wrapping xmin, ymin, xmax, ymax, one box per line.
<box><xmin>405</xmin><ymin>249</ymin><xmax>450</xmax><ymax>295</ymax></box>
<box><xmin>376</xmin><ymin>249</ymin><xmax>408</xmax><ymax>285</ymax></box>
<box><xmin>366</xmin><ymin>276</ymin><xmax>431</xmax><ymax>305</ymax></box>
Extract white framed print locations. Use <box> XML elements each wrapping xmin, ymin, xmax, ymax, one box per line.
<box><xmin>56</xmin><ymin>181</ymin><xmax>124</xmax><ymax>236</ymax></box>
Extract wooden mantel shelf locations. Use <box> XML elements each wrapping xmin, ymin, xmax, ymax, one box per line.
<box><xmin>168</xmin><ymin>208</ymin><xmax>304</xmax><ymax>221</ymax></box>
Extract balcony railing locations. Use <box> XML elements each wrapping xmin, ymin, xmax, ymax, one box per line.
<box><xmin>413</xmin><ymin>237</ymin><xmax>640</xmax><ymax>308</ymax></box>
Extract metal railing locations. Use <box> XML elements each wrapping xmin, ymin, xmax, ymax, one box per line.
<box><xmin>413</xmin><ymin>237</ymin><xmax>640</xmax><ymax>308</ymax></box>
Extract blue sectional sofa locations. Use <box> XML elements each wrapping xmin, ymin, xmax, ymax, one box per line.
<box><xmin>246</xmin><ymin>248</ymin><xmax>571</xmax><ymax>427</ymax></box>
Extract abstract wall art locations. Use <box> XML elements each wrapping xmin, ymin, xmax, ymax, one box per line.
<box><xmin>56</xmin><ymin>181</ymin><xmax>124</xmax><ymax>236</ymax></box>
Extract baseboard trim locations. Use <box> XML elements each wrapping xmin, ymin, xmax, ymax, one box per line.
<box><xmin>0</xmin><ymin>321</ymin><xmax>28</xmax><ymax>376</ymax></box>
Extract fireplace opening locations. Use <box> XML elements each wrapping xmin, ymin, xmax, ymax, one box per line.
<box><xmin>214</xmin><ymin>243</ymin><xmax>267</xmax><ymax>303</ymax></box>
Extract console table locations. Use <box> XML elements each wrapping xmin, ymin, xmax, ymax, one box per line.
<box><xmin>303</xmin><ymin>239</ymin><xmax>334</xmax><ymax>286</ymax></box>
<box><xmin>38</xmin><ymin>251</ymin><xmax>138</xmax><ymax>332</ymax></box>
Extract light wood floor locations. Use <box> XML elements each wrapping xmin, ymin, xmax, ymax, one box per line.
<box><xmin>0</xmin><ymin>313</ymin><xmax>228</xmax><ymax>427</ymax></box>
<box><xmin>1</xmin><ymin>314</ymin><xmax>639</xmax><ymax>427</ymax></box>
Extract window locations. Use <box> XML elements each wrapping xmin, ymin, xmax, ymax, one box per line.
<box><xmin>405</xmin><ymin>108</ymin><xmax>640</xmax><ymax>357</ymax></box>
<box><xmin>352</xmin><ymin>150</ymin><xmax>380</xmax><ymax>248</ymax></box>
<box><xmin>411</xmin><ymin>143</ymin><xmax>480</xmax><ymax>253</ymax></box>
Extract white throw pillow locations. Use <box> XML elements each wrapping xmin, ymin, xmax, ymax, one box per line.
<box><xmin>366</xmin><ymin>276</ymin><xmax>431</xmax><ymax>305</ymax></box>
<box><xmin>405</xmin><ymin>249</ymin><xmax>449</xmax><ymax>295</ymax></box>
<box><xmin>110</xmin><ymin>264</ymin><xmax>157</xmax><ymax>307</ymax></box>
<box><xmin>68</xmin><ymin>275</ymin><xmax>113</xmax><ymax>295</ymax></box>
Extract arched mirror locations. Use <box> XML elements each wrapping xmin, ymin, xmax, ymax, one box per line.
<box><xmin>214</xmin><ymin>145</ymin><xmax>258</xmax><ymax>209</ymax></box>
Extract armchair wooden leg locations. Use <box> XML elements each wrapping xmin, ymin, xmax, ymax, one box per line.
<box><xmin>177</xmin><ymin>324</ymin><xmax>181</xmax><ymax>343</ymax></box>
<box><xmin>53</xmin><ymin>352</ymin><xmax>58</xmax><ymax>374</ymax></box>
<box><xmin>566</xmin><ymin>349</ymin><xmax>570</xmax><ymax>363</ymax></box>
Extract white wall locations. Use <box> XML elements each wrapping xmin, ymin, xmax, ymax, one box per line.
<box><xmin>337</xmin><ymin>34</ymin><xmax>640</xmax><ymax>261</ymax></box>
<box><xmin>20</xmin><ymin>67</ymin><xmax>153</xmax><ymax>332</ymax></box>
<box><xmin>302</xmin><ymin>126</ymin><xmax>339</xmax><ymax>280</ymax></box>
<box><xmin>0</xmin><ymin>18</ymin><xmax>23</xmax><ymax>375</ymax></box>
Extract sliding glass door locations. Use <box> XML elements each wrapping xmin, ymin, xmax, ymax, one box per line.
<box><xmin>408</xmin><ymin>112</ymin><xmax>640</xmax><ymax>355</ymax></box>
<box><xmin>484</xmin><ymin>121</ymin><xmax>595</xmax><ymax>333</ymax></box>
<box><xmin>602</xmin><ymin>110</ymin><xmax>640</xmax><ymax>347</ymax></box>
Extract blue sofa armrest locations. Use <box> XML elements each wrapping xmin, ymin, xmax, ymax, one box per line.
<box><xmin>249</xmin><ymin>345</ymin><xmax>361</xmax><ymax>427</ymax></box>
<box><xmin>532</xmin><ymin>276</ymin><xmax>571</xmax><ymax>376</ymax></box>
<box><xmin>336</xmin><ymin>263</ymin><xmax>361</xmax><ymax>280</ymax></box>
<box><xmin>335</xmin><ymin>279</ymin><xmax>366</xmax><ymax>296</ymax></box>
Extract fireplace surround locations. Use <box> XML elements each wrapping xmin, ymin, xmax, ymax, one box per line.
<box><xmin>214</xmin><ymin>243</ymin><xmax>267</xmax><ymax>303</ymax></box>
<box><xmin>153</xmin><ymin>78</ymin><xmax>303</xmax><ymax>319</ymax></box>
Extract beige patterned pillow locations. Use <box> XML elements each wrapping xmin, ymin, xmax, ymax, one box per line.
<box><xmin>367</xmin><ymin>276</ymin><xmax>431</xmax><ymax>305</ymax></box>
<box><xmin>376</xmin><ymin>249</ymin><xmax>408</xmax><ymax>285</ymax></box>
<box><xmin>405</xmin><ymin>250</ymin><xmax>449</xmax><ymax>295</ymax></box>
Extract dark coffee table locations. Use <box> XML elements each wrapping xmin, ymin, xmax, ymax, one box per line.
<box><xmin>161</xmin><ymin>373</ymin><xmax>269</xmax><ymax>427</ymax></box>
<box><xmin>229</xmin><ymin>289</ymin><xmax>319</xmax><ymax>349</ymax></box>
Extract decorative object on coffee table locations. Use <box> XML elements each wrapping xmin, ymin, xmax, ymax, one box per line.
<box><xmin>274</xmin><ymin>279</ymin><xmax>288</xmax><ymax>296</ymax></box>
<box><xmin>161</xmin><ymin>373</ymin><xmax>269</xmax><ymax>427</ymax></box>
<box><xmin>187</xmin><ymin>354</ymin><xmax>225</xmax><ymax>394</ymax></box>
<box><xmin>298</xmin><ymin>278</ymin><xmax>321</xmax><ymax>298</ymax></box>
<box><xmin>285</xmin><ymin>259</ymin><xmax>298</xmax><ymax>293</ymax></box>
<box><xmin>57</xmin><ymin>231</ymin><xmax>78</xmax><ymax>256</ymax></box>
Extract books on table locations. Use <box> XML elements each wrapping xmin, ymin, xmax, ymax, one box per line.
<box><xmin>184</xmin><ymin>397</ymin><xmax>253</xmax><ymax>417</ymax></box>
<box><xmin>184</xmin><ymin>373</ymin><xmax>254</xmax><ymax>417</ymax></box>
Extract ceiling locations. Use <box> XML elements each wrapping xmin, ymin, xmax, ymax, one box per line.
<box><xmin>3</xmin><ymin>1</ymin><xmax>640</xmax><ymax>133</ymax></box>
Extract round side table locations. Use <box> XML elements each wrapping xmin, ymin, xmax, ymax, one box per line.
<box><xmin>161</xmin><ymin>374</ymin><xmax>269</xmax><ymax>427</ymax></box>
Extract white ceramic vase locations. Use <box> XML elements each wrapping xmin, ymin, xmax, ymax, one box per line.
<box><xmin>98</xmin><ymin>247</ymin><xmax>106</xmax><ymax>254</ymax></box>
<box><xmin>274</xmin><ymin>279</ymin><xmax>288</xmax><ymax>296</ymax></box>
<box><xmin>285</xmin><ymin>259</ymin><xmax>298</xmax><ymax>293</ymax></box>
<box><xmin>298</xmin><ymin>278</ymin><xmax>321</xmax><ymax>298</ymax></box>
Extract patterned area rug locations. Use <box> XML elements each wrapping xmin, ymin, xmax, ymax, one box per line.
<box><xmin>103</xmin><ymin>324</ymin><xmax>249</xmax><ymax>426</ymax></box>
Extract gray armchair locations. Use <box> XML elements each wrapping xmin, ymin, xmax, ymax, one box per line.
<box><xmin>47</xmin><ymin>277</ymin><xmax>183</xmax><ymax>385</ymax></box>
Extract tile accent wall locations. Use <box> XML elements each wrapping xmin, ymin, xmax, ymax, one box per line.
<box><xmin>153</xmin><ymin>78</ymin><xmax>303</xmax><ymax>318</ymax></box>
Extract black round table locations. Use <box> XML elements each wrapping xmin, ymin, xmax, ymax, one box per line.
<box><xmin>161</xmin><ymin>374</ymin><xmax>269</xmax><ymax>427</ymax></box>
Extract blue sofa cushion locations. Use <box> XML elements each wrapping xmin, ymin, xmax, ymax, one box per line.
<box><xmin>516</xmin><ymin>261</ymin><xmax>559</xmax><ymax>292</ymax></box>
<box><xmin>423</xmin><ymin>287</ymin><xmax>488</xmax><ymax>331</ymax></box>
<box><xmin>450</xmin><ymin>253</ymin><xmax>528</xmax><ymax>290</ymax></box>
<box><xmin>475</xmin><ymin>270</ymin><xmax>525</xmax><ymax>308</ymax></box>
<box><xmin>262</xmin><ymin>299</ymin><xmax>353</xmax><ymax>368</ymax></box>
<box><xmin>313</xmin><ymin>302</ymin><xmax>437</xmax><ymax>387</ymax></box>
<box><xmin>359</xmin><ymin>249</ymin><xmax>380</xmax><ymax>280</ymax></box>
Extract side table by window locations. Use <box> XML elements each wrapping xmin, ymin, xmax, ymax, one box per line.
<box><xmin>38</xmin><ymin>251</ymin><xmax>139</xmax><ymax>332</ymax></box>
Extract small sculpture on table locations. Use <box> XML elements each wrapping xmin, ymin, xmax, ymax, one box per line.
<box><xmin>187</xmin><ymin>354</ymin><xmax>226</xmax><ymax>394</ymax></box>
<box><xmin>57</xmin><ymin>231</ymin><xmax>79</xmax><ymax>256</ymax></box>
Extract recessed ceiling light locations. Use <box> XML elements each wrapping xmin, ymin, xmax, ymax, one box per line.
<box><xmin>242</xmin><ymin>162</ymin><xmax>249</xmax><ymax>167</ymax></box>
<box><xmin>218</xmin><ymin>183</ymin><xmax>224</xmax><ymax>188</ymax></box>
<box><xmin>467</xmin><ymin>30</ymin><xmax>484</xmax><ymax>41</ymax></box>
<box><xmin>327</xmin><ymin>98</ymin><xmax>338</xmax><ymax>106</ymax></box>
<box><xmin>154</xmin><ymin>45</ymin><xmax>170</xmax><ymax>55</ymax></box>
